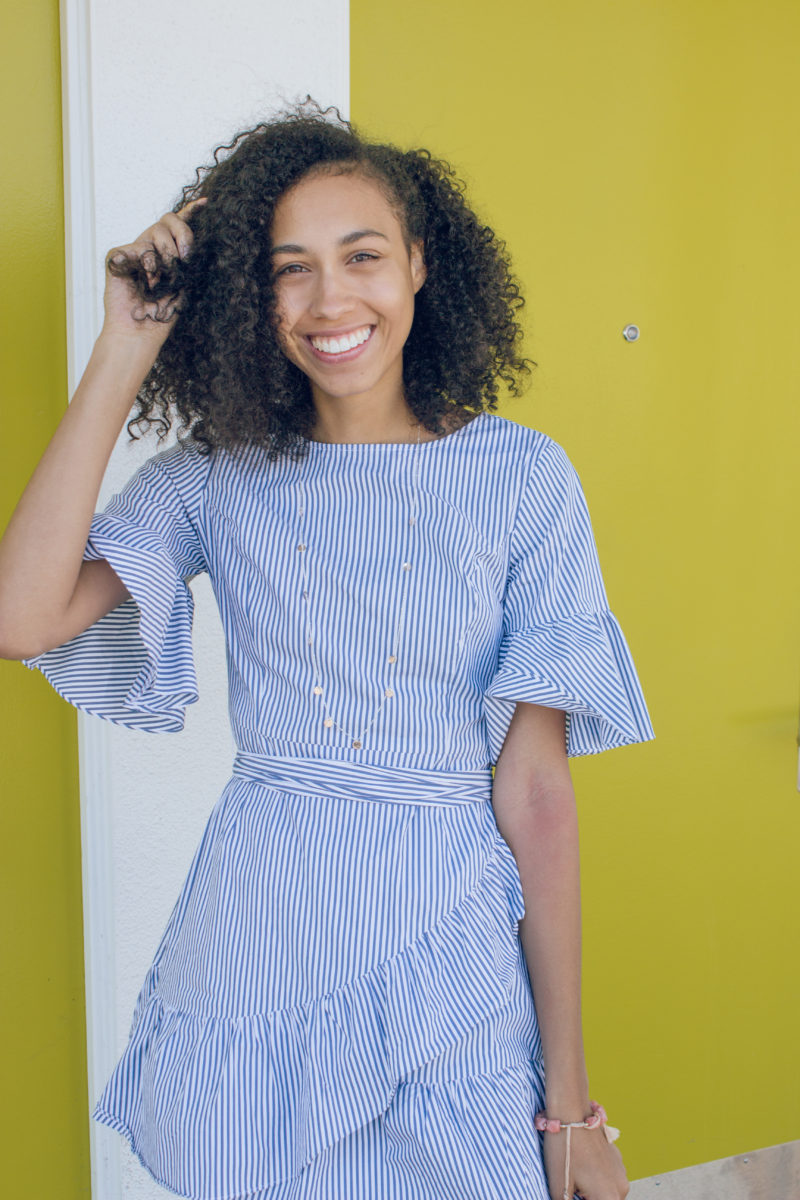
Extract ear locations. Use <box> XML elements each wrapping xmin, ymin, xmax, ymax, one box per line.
<box><xmin>410</xmin><ymin>241</ymin><xmax>427</xmax><ymax>293</ymax></box>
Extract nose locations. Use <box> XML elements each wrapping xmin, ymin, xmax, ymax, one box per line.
<box><xmin>308</xmin><ymin>265</ymin><xmax>354</xmax><ymax>321</ymax></box>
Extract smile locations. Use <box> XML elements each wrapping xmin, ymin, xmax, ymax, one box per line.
<box><xmin>307</xmin><ymin>325</ymin><xmax>375</xmax><ymax>359</ymax></box>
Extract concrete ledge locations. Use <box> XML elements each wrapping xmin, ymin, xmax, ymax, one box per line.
<box><xmin>630</xmin><ymin>1140</ymin><xmax>800</xmax><ymax>1199</ymax></box>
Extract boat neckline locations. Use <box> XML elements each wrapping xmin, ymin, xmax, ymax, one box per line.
<box><xmin>302</xmin><ymin>411</ymin><xmax>490</xmax><ymax>451</ymax></box>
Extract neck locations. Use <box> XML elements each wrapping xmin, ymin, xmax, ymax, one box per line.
<box><xmin>308</xmin><ymin>390</ymin><xmax>428</xmax><ymax>445</ymax></box>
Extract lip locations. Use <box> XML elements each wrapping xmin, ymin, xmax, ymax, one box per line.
<box><xmin>305</xmin><ymin>325</ymin><xmax>376</xmax><ymax>363</ymax></box>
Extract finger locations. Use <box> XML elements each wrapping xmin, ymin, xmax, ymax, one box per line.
<box><xmin>174</xmin><ymin>197</ymin><xmax>208</xmax><ymax>256</ymax></box>
<box><xmin>177</xmin><ymin>196</ymin><xmax>208</xmax><ymax>220</ymax></box>
<box><xmin>112</xmin><ymin>237</ymin><xmax>166</xmax><ymax>291</ymax></box>
<box><xmin>106</xmin><ymin>238</ymin><xmax>150</xmax><ymax>267</ymax></box>
<box><xmin>153</xmin><ymin>211</ymin><xmax>195</xmax><ymax>260</ymax></box>
<box><xmin>106</xmin><ymin>246</ymin><xmax>132</xmax><ymax>271</ymax></box>
<box><xmin>145</xmin><ymin>225</ymin><xmax>182</xmax><ymax>267</ymax></box>
<box><xmin>131</xmin><ymin>240</ymin><xmax>162</xmax><ymax>287</ymax></box>
<box><xmin>106</xmin><ymin>242</ymin><xmax>158</xmax><ymax>288</ymax></box>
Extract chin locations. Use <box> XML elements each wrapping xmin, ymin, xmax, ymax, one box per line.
<box><xmin>310</xmin><ymin>375</ymin><xmax>380</xmax><ymax>402</ymax></box>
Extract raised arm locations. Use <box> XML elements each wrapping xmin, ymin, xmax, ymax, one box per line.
<box><xmin>0</xmin><ymin>202</ymin><xmax>204</xmax><ymax>660</ymax></box>
<box><xmin>491</xmin><ymin>700</ymin><xmax>629</xmax><ymax>1200</ymax></box>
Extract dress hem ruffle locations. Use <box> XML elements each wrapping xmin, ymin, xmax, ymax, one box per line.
<box><xmin>92</xmin><ymin>833</ymin><xmax>527</xmax><ymax>1199</ymax></box>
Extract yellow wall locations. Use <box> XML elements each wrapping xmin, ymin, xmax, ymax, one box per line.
<box><xmin>0</xmin><ymin>3</ymin><xmax>90</xmax><ymax>1195</ymax></box>
<box><xmin>353</xmin><ymin>0</ymin><xmax>800</xmax><ymax>1179</ymax></box>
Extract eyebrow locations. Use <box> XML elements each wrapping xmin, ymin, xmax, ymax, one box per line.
<box><xmin>271</xmin><ymin>229</ymin><xmax>389</xmax><ymax>255</ymax></box>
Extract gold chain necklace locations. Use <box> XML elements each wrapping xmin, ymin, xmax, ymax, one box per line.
<box><xmin>295</xmin><ymin>423</ymin><xmax>423</xmax><ymax>749</ymax></box>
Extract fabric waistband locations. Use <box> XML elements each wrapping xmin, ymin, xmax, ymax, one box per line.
<box><xmin>231</xmin><ymin>753</ymin><xmax>492</xmax><ymax>807</ymax></box>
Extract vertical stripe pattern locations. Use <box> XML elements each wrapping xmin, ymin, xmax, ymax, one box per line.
<box><xmin>24</xmin><ymin>413</ymin><xmax>653</xmax><ymax>1197</ymax></box>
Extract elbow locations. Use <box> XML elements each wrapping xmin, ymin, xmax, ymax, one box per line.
<box><xmin>0</xmin><ymin>642</ymin><xmax>36</xmax><ymax>662</ymax></box>
<box><xmin>491</xmin><ymin>766</ymin><xmax>578</xmax><ymax>830</ymax></box>
<box><xmin>0</xmin><ymin>614</ymin><xmax>57</xmax><ymax>661</ymax></box>
<box><xmin>0</xmin><ymin>634</ymin><xmax>45</xmax><ymax>662</ymax></box>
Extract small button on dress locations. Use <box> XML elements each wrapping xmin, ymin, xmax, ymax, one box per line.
<box><xmin>25</xmin><ymin>412</ymin><xmax>654</xmax><ymax>1200</ymax></box>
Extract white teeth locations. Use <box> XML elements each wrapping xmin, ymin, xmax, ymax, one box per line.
<box><xmin>310</xmin><ymin>326</ymin><xmax>372</xmax><ymax>354</ymax></box>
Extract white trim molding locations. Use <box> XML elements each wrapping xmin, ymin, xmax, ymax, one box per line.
<box><xmin>59</xmin><ymin>0</ymin><xmax>123</xmax><ymax>1195</ymax></box>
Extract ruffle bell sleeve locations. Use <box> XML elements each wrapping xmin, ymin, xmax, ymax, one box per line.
<box><xmin>484</xmin><ymin>437</ymin><xmax>654</xmax><ymax>759</ymax></box>
<box><xmin>23</xmin><ymin>441</ymin><xmax>211</xmax><ymax>732</ymax></box>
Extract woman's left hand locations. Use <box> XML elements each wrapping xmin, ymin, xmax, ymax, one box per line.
<box><xmin>542</xmin><ymin>1123</ymin><xmax>630</xmax><ymax>1200</ymax></box>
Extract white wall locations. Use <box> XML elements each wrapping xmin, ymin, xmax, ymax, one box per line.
<box><xmin>60</xmin><ymin>3</ymin><xmax>349</xmax><ymax>1196</ymax></box>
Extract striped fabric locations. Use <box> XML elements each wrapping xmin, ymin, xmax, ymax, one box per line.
<box><xmin>25</xmin><ymin>412</ymin><xmax>653</xmax><ymax>1198</ymax></box>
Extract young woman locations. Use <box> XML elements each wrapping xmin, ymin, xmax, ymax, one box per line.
<box><xmin>0</xmin><ymin>103</ymin><xmax>653</xmax><ymax>1200</ymax></box>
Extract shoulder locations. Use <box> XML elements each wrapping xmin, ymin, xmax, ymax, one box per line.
<box><xmin>470</xmin><ymin>417</ymin><xmax>593</xmax><ymax>551</ymax></box>
<box><xmin>473</xmin><ymin>411</ymin><xmax>556</xmax><ymax>454</ymax></box>
<box><xmin>128</xmin><ymin>437</ymin><xmax>215</xmax><ymax>512</ymax></box>
<box><xmin>147</xmin><ymin>436</ymin><xmax>212</xmax><ymax>475</ymax></box>
<box><xmin>472</xmin><ymin>413</ymin><xmax>577</xmax><ymax>487</ymax></box>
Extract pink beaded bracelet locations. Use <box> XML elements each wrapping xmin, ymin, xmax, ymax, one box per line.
<box><xmin>534</xmin><ymin>1101</ymin><xmax>620</xmax><ymax>1200</ymax></box>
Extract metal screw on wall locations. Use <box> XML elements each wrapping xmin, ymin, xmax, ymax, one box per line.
<box><xmin>622</xmin><ymin>324</ymin><xmax>640</xmax><ymax>341</ymax></box>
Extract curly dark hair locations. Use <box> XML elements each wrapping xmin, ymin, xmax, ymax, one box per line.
<box><xmin>109</xmin><ymin>100</ymin><xmax>534</xmax><ymax>459</ymax></box>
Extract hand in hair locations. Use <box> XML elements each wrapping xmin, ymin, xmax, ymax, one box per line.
<box><xmin>103</xmin><ymin>198</ymin><xmax>207</xmax><ymax>348</ymax></box>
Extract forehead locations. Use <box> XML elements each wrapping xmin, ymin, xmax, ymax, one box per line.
<box><xmin>271</xmin><ymin>171</ymin><xmax>403</xmax><ymax>243</ymax></box>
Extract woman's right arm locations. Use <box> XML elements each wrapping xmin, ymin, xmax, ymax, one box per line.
<box><xmin>0</xmin><ymin>203</ymin><xmax>204</xmax><ymax>661</ymax></box>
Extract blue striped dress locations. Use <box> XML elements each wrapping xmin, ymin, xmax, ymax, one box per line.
<box><xmin>26</xmin><ymin>412</ymin><xmax>654</xmax><ymax>1199</ymax></box>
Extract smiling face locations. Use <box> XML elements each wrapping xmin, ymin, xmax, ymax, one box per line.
<box><xmin>270</xmin><ymin>169</ymin><xmax>426</xmax><ymax>416</ymax></box>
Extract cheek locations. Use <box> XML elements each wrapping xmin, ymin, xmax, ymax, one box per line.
<box><xmin>273</xmin><ymin>277</ymin><xmax>309</xmax><ymax>324</ymax></box>
<box><xmin>369</xmin><ymin>272</ymin><xmax>416</xmax><ymax>324</ymax></box>
<box><xmin>271</xmin><ymin>309</ymin><xmax>302</xmax><ymax>368</ymax></box>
